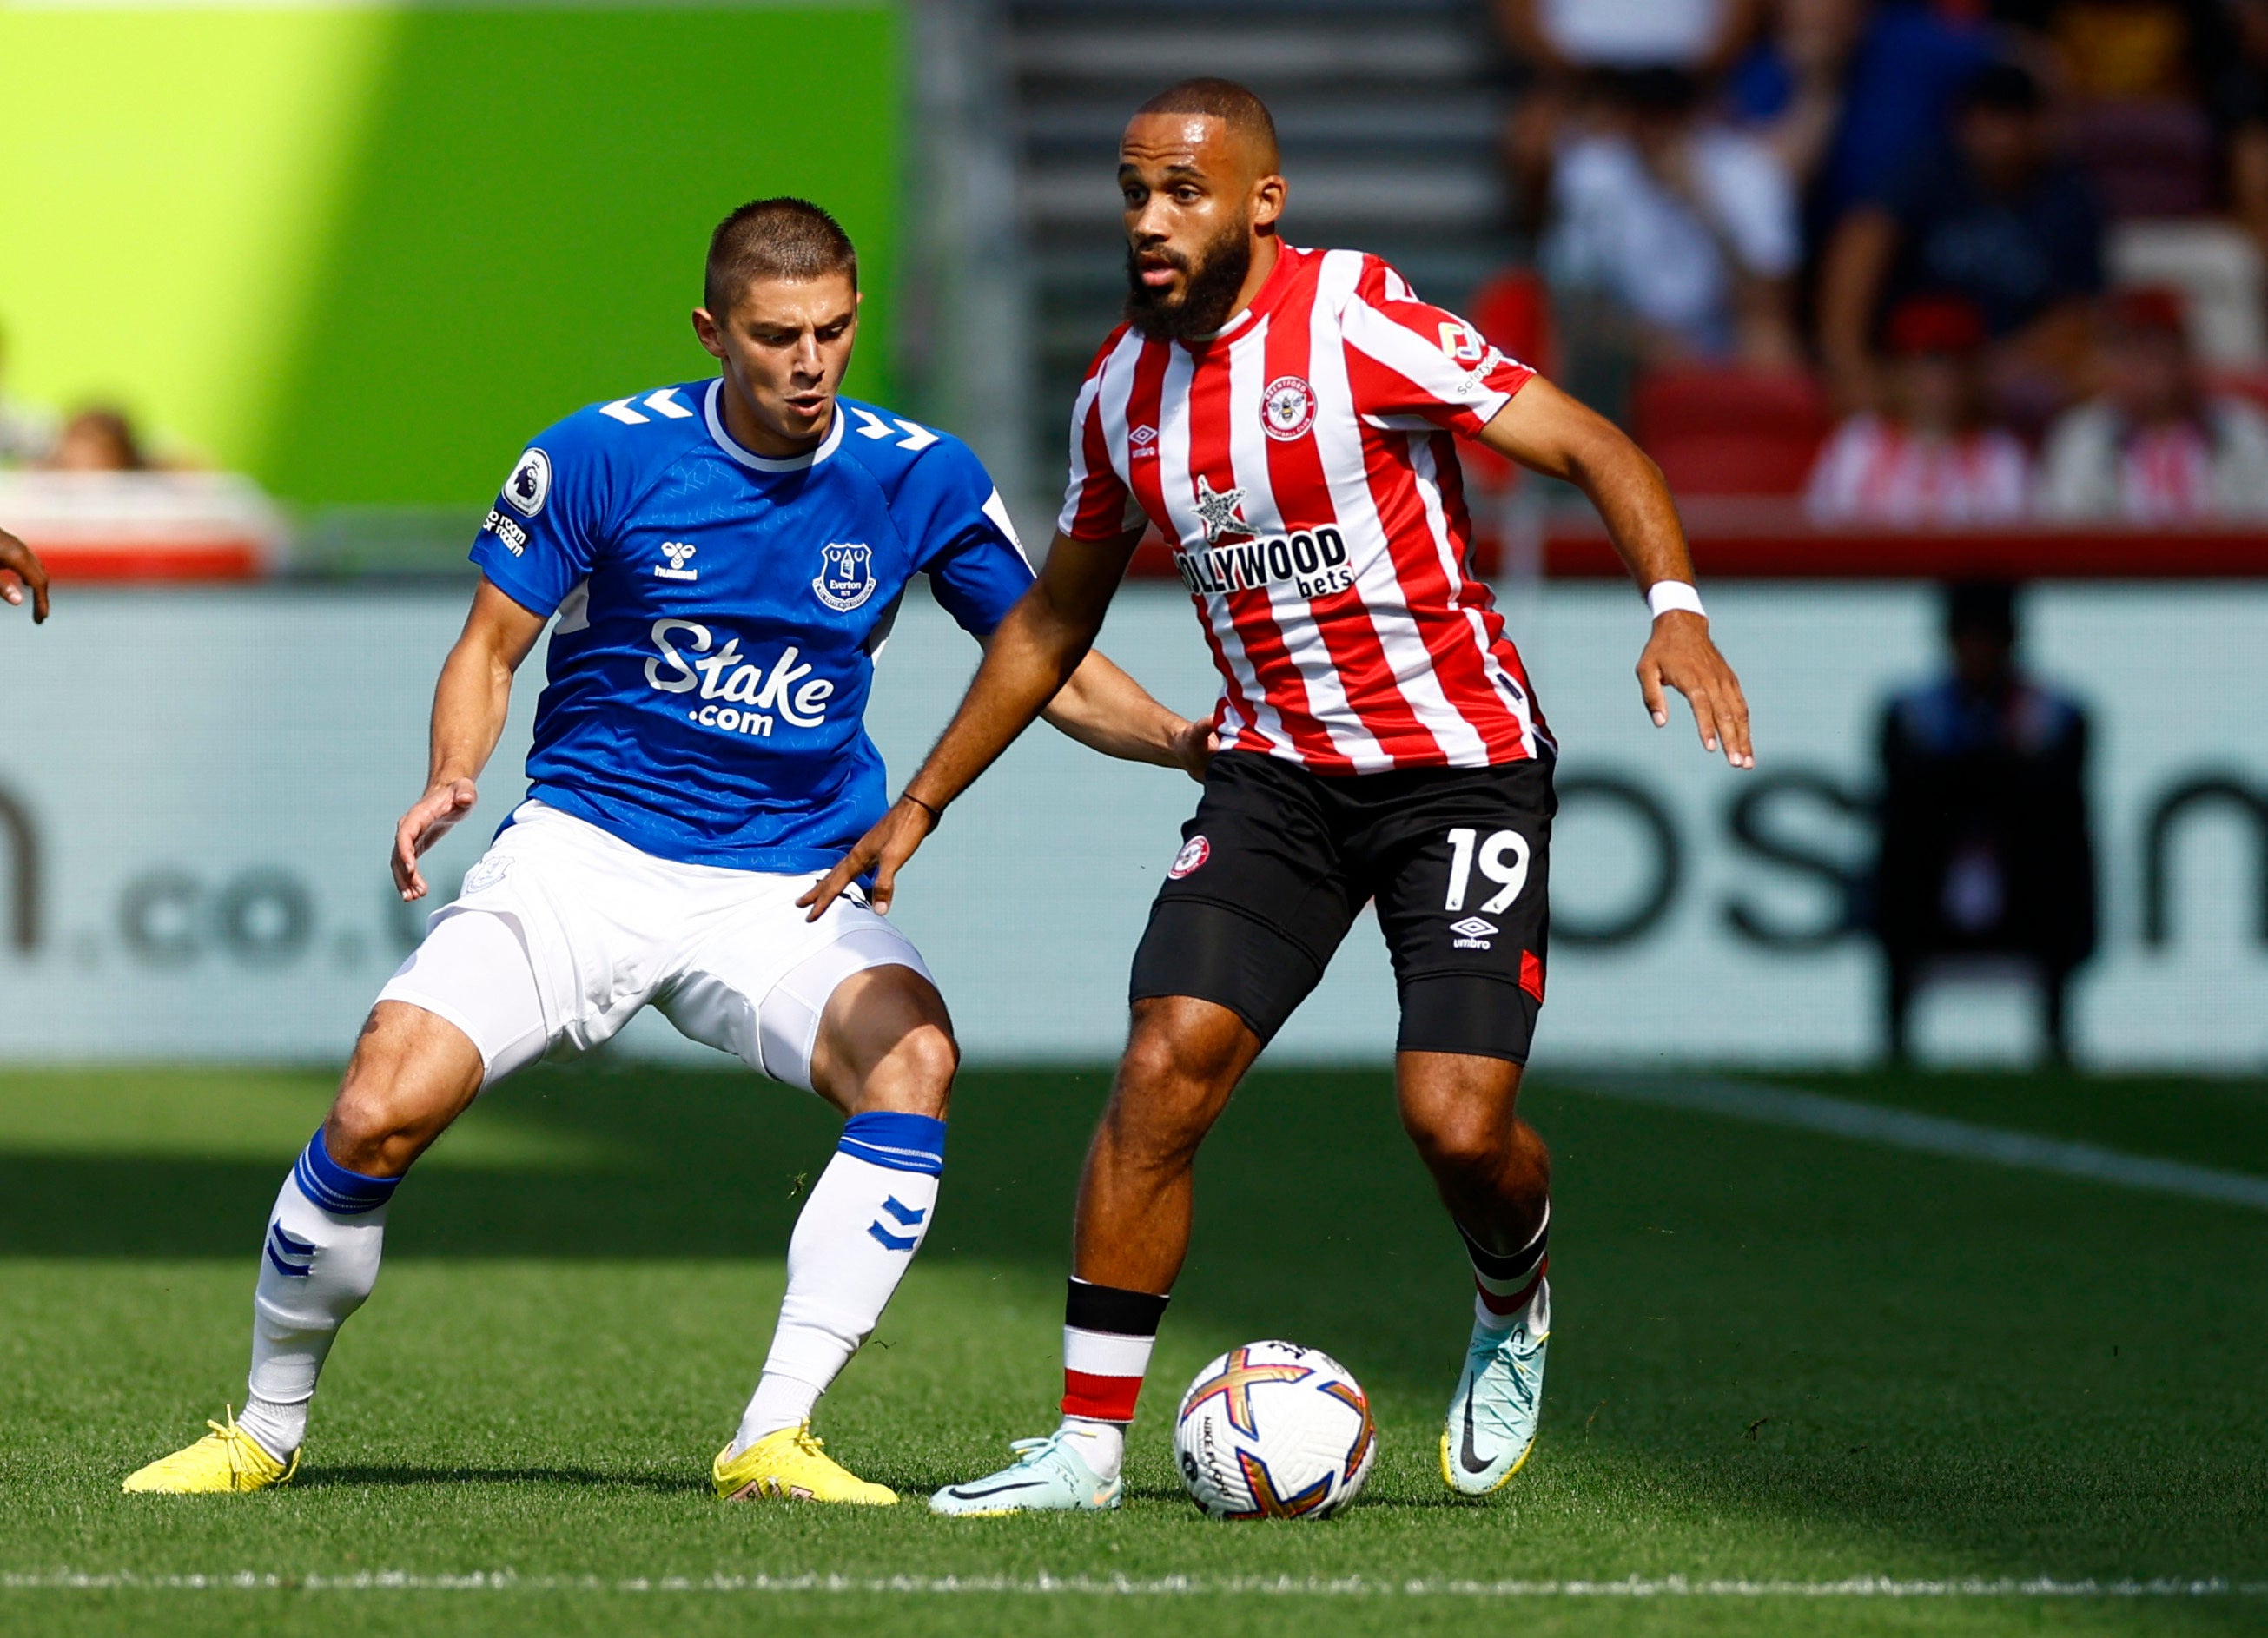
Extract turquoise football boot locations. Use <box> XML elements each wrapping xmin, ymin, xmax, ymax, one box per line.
<box><xmin>1440</xmin><ymin>1279</ymin><xmax>1549</xmax><ymax>1496</ymax></box>
<box><xmin>929</xmin><ymin>1431</ymin><xmax>1121</xmax><ymax>1516</ymax></box>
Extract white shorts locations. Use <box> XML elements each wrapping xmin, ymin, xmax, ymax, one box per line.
<box><xmin>376</xmin><ymin>801</ymin><xmax>935</xmax><ymax>1093</ymax></box>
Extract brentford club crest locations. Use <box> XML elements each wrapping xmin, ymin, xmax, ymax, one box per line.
<box><xmin>1168</xmin><ymin>836</ymin><xmax>1211</xmax><ymax>879</ymax></box>
<box><xmin>1261</xmin><ymin>375</ymin><xmax>1317</xmax><ymax>442</ymax></box>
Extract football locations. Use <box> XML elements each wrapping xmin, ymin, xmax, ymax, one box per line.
<box><xmin>1172</xmin><ymin>1340</ymin><xmax>1378</xmax><ymax>1520</ymax></box>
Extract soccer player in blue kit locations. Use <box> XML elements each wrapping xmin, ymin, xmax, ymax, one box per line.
<box><xmin>122</xmin><ymin>199</ymin><xmax>1209</xmax><ymax>1503</ymax></box>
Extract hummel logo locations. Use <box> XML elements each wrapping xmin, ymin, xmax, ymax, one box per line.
<box><xmin>850</xmin><ymin>406</ymin><xmax>940</xmax><ymax>451</ymax></box>
<box><xmin>1450</xmin><ymin>916</ymin><xmax>1498</xmax><ymax>939</ymax></box>
<box><xmin>655</xmin><ymin>541</ymin><xmax>698</xmax><ymax>581</ymax></box>
<box><xmin>265</xmin><ymin>1223</ymin><xmax>315</xmax><ymax>1279</ymax></box>
<box><xmin>600</xmin><ymin>388</ymin><xmax>694</xmax><ymax>425</ymax></box>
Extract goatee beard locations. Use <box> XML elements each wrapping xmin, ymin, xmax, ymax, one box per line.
<box><xmin>1124</xmin><ymin>229</ymin><xmax>1254</xmax><ymax>342</ymax></box>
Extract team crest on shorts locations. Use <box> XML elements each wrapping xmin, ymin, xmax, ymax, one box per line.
<box><xmin>813</xmin><ymin>541</ymin><xmax>877</xmax><ymax>611</ymax></box>
<box><xmin>503</xmin><ymin>447</ymin><xmax>551</xmax><ymax>517</ymax></box>
<box><xmin>460</xmin><ymin>855</ymin><xmax>509</xmax><ymax>895</ymax></box>
<box><xmin>1260</xmin><ymin>376</ymin><xmax>1317</xmax><ymax>442</ymax></box>
<box><xmin>1168</xmin><ymin>836</ymin><xmax>1211</xmax><ymax>879</ymax></box>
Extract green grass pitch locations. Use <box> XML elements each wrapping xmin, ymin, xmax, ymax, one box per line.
<box><xmin>3</xmin><ymin>1056</ymin><xmax>2265</xmax><ymax>1636</ymax></box>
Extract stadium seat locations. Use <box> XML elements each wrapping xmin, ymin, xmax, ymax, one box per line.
<box><xmin>1460</xmin><ymin>268</ymin><xmax>1556</xmax><ymax>493</ymax></box>
<box><xmin>1629</xmin><ymin>368</ymin><xmax>1830</xmax><ymax>497</ymax></box>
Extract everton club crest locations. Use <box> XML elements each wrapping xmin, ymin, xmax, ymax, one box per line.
<box><xmin>813</xmin><ymin>541</ymin><xmax>877</xmax><ymax>611</ymax></box>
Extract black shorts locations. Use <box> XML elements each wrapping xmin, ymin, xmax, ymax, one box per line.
<box><xmin>1130</xmin><ymin>750</ymin><xmax>1556</xmax><ymax>1063</ymax></box>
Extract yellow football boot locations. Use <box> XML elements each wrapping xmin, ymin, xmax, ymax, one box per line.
<box><xmin>712</xmin><ymin>1423</ymin><xmax>896</xmax><ymax>1505</ymax></box>
<box><xmin>122</xmin><ymin>1410</ymin><xmax>297</xmax><ymax>1494</ymax></box>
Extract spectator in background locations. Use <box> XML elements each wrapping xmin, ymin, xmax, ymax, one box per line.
<box><xmin>1820</xmin><ymin>62</ymin><xmax>2105</xmax><ymax>417</ymax></box>
<box><xmin>1874</xmin><ymin>581</ymin><xmax>2096</xmax><ymax>1065</ymax></box>
<box><xmin>2032</xmin><ymin>0</ymin><xmax>2268</xmax><ymax>230</ymax></box>
<box><xmin>1723</xmin><ymin>0</ymin><xmax>1868</xmax><ymax>196</ymax></box>
<box><xmin>1727</xmin><ymin>1</ymin><xmax>1997</xmax><ymax>241</ymax></box>
<box><xmin>2037</xmin><ymin>284</ymin><xmax>2268</xmax><ymax>517</ymax></box>
<box><xmin>1541</xmin><ymin>66</ymin><xmax>1803</xmax><ymax>367</ymax></box>
<box><xmin>1494</xmin><ymin>0</ymin><xmax>1766</xmax><ymax>233</ymax></box>
<box><xmin>1808</xmin><ymin>294</ymin><xmax>2033</xmax><ymax>522</ymax></box>
<box><xmin>47</xmin><ymin>407</ymin><xmax>148</xmax><ymax>472</ymax></box>
<box><xmin>0</xmin><ymin>326</ymin><xmax>58</xmax><ymax>468</ymax></box>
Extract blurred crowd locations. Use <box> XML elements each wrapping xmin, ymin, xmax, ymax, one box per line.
<box><xmin>1491</xmin><ymin>0</ymin><xmax>2268</xmax><ymax>523</ymax></box>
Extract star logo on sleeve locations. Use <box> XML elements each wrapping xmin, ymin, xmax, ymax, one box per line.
<box><xmin>1193</xmin><ymin>475</ymin><xmax>1252</xmax><ymax>544</ymax></box>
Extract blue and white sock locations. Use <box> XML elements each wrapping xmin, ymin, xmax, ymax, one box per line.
<box><xmin>236</xmin><ymin>1129</ymin><xmax>398</xmax><ymax>1462</ymax></box>
<box><xmin>731</xmin><ymin>1112</ymin><xmax>945</xmax><ymax>1452</ymax></box>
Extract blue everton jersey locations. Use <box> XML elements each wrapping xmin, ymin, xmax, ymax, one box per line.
<box><xmin>470</xmin><ymin>379</ymin><xmax>1033</xmax><ymax>871</ymax></box>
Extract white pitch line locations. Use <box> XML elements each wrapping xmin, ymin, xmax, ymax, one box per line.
<box><xmin>3</xmin><ymin>1571</ymin><xmax>2265</xmax><ymax>1598</ymax></box>
<box><xmin>1570</xmin><ymin>1074</ymin><xmax>2268</xmax><ymax>1214</ymax></box>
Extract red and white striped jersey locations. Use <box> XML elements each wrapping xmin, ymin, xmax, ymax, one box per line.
<box><xmin>1058</xmin><ymin>243</ymin><xmax>1550</xmax><ymax>773</ymax></box>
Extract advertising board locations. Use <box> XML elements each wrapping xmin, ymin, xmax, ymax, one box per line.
<box><xmin>0</xmin><ymin>583</ymin><xmax>2256</xmax><ymax>1069</ymax></box>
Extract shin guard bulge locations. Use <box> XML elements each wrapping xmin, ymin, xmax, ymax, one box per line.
<box><xmin>239</xmin><ymin>1130</ymin><xmax>398</xmax><ymax>1460</ymax></box>
<box><xmin>733</xmin><ymin>1111</ymin><xmax>946</xmax><ymax>1450</ymax></box>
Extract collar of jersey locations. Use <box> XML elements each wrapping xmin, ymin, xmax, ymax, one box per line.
<box><xmin>1185</xmin><ymin>241</ymin><xmax>1303</xmax><ymax>349</ymax></box>
<box><xmin>702</xmin><ymin>378</ymin><xmax>844</xmax><ymax>472</ymax></box>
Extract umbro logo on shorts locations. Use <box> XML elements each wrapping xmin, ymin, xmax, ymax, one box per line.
<box><xmin>1451</xmin><ymin>915</ymin><xmax>1498</xmax><ymax>950</ymax></box>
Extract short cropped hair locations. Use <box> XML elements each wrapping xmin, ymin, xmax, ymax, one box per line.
<box><xmin>704</xmin><ymin>197</ymin><xmax>858</xmax><ymax>314</ymax></box>
<box><xmin>1134</xmin><ymin>77</ymin><xmax>1280</xmax><ymax>166</ymax></box>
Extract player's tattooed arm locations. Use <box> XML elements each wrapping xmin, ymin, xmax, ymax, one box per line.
<box><xmin>801</xmin><ymin>524</ymin><xmax>1154</xmax><ymax>919</ymax></box>
<box><xmin>393</xmin><ymin>578</ymin><xmax>548</xmax><ymax>902</ymax></box>
<box><xmin>0</xmin><ymin>526</ymin><xmax>50</xmax><ymax>624</ymax></box>
<box><xmin>1477</xmin><ymin>378</ymin><xmax>1755</xmax><ymax>769</ymax></box>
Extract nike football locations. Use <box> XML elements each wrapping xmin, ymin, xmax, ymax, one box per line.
<box><xmin>1172</xmin><ymin>1340</ymin><xmax>1377</xmax><ymax>1519</ymax></box>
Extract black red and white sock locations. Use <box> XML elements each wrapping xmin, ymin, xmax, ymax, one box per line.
<box><xmin>1055</xmin><ymin>1277</ymin><xmax>1169</xmax><ymax>1482</ymax></box>
<box><xmin>1460</xmin><ymin>1202</ymin><xmax>1549</xmax><ymax>1334</ymax></box>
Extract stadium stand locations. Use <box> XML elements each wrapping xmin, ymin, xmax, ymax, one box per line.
<box><xmin>1631</xmin><ymin>367</ymin><xmax>1828</xmax><ymax>497</ymax></box>
<box><xmin>1009</xmin><ymin>0</ymin><xmax>1513</xmax><ymax>485</ymax></box>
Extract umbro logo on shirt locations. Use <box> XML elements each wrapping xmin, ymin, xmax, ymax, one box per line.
<box><xmin>1129</xmin><ymin>424</ymin><xmax>1160</xmax><ymax>459</ymax></box>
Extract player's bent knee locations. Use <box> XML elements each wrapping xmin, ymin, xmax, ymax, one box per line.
<box><xmin>813</xmin><ymin>965</ymin><xmax>959</xmax><ymax>1118</ymax></box>
<box><xmin>1121</xmin><ymin>998</ymin><xmax>1253</xmax><ymax>1096</ymax></box>
<box><xmin>1406</xmin><ymin>1112</ymin><xmax>1511</xmax><ymax>1181</ymax></box>
<box><xmin>324</xmin><ymin>1001</ymin><xmax>486</xmax><ymax>1176</ymax></box>
<box><xmin>856</xmin><ymin>1020</ymin><xmax>957</xmax><ymax>1118</ymax></box>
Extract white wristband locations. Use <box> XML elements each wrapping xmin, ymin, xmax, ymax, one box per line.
<box><xmin>1646</xmin><ymin>581</ymin><xmax>1706</xmax><ymax>621</ymax></box>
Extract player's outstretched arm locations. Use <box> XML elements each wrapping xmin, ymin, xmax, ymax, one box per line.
<box><xmin>799</xmin><ymin>525</ymin><xmax>1145</xmax><ymax>919</ymax></box>
<box><xmin>1477</xmin><ymin>378</ymin><xmax>1755</xmax><ymax>769</ymax></box>
<box><xmin>0</xmin><ymin>527</ymin><xmax>51</xmax><ymax>624</ymax></box>
<box><xmin>1039</xmin><ymin>648</ymin><xmax>1216</xmax><ymax>777</ymax></box>
<box><xmin>393</xmin><ymin>578</ymin><xmax>548</xmax><ymax>902</ymax></box>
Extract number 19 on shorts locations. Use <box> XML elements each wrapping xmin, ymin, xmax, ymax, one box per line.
<box><xmin>1444</xmin><ymin>828</ymin><xmax>1530</xmax><ymax>915</ymax></box>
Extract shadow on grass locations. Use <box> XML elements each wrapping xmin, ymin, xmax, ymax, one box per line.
<box><xmin>9</xmin><ymin>1055</ymin><xmax>2268</xmax><ymax>1595</ymax></box>
<box><xmin>295</xmin><ymin>1466</ymin><xmax>704</xmax><ymax>1495</ymax></box>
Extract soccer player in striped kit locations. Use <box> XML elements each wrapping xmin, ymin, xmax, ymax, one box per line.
<box><xmin>807</xmin><ymin>80</ymin><xmax>1755</xmax><ymax>1510</ymax></box>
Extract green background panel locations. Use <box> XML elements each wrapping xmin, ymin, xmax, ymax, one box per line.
<box><xmin>0</xmin><ymin>4</ymin><xmax>898</xmax><ymax>506</ymax></box>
